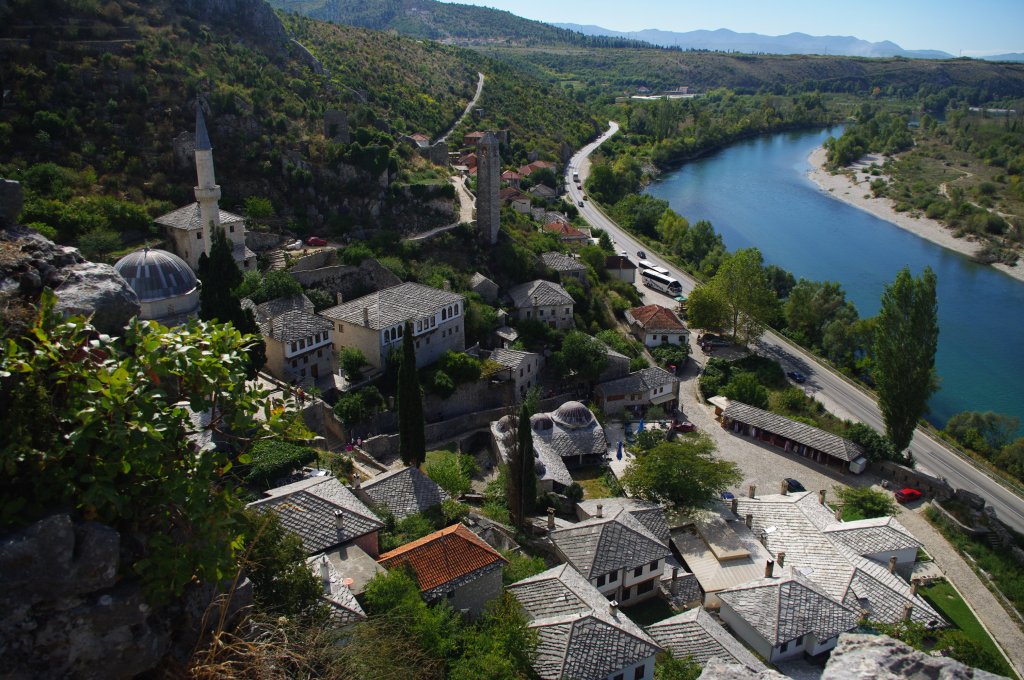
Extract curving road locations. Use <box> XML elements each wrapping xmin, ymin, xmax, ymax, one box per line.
<box><xmin>437</xmin><ymin>72</ymin><xmax>485</xmax><ymax>144</ymax></box>
<box><xmin>567</xmin><ymin>121</ymin><xmax>1024</xmax><ymax>533</ymax></box>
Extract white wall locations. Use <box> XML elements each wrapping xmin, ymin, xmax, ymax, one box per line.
<box><xmin>719</xmin><ymin>601</ymin><xmax>773</xmax><ymax>661</ymax></box>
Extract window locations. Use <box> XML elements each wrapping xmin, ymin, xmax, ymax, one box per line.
<box><xmin>597</xmin><ymin>575</ymin><xmax>606</xmax><ymax>587</ymax></box>
<box><xmin>447</xmin><ymin>591</ymin><xmax>456</xmax><ymax>599</ymax></box>
<box><xmin>613</xmin><ymin>675</ymin><xmax>623</xmax><ymax>680</ymax></box>
<box><xmin>290</xmin><ymin>342</ymin><xmax>297</xmax><ymax>352</ymax></box>
<box><xmin>622</xmin><ymin>587</ymin><xmax>631</xmax><ymax>600</ymax></box>
<box><xmin>650</xmin><ymin>560</ymin><xmax>659</xmax><ymax>572</ymax></box>
<box><xmin>303</xmin><ymin>356</ymin><xmax>308</xmax><ymax>364</ymax></box>
<box><xmin>229</xmin><ymin>225</ymin><xmax>235</xmax><ymax>233</ymax></box>
<box><xmin>338</xmin><ymin>324</ymin><xmax>343</xmax><ymax>332</ymax></box>
<box><xmin>637</xmin><ymin>580</ymin><xmax>654</xmax><ymax>594</ymax></box>
<box><xmin>291</xmin><ymin>360</ymin><xmax>297</xmax><ymax>368</ymax></box>
<box><xmin>539</xmin><ymin>309</ymin><xmax>545</xmax><ymax>317</ymax></box>
<box><xmin>634</xmin><ymin>666</ymin><xmax>645</xmax><ymax>680</ymax></box>
<box><xmin>317</xmin><ymin>349</ymin><xmax>322</xmax><ymax>358</ymax></box>
<box><xmin>442</xmin><ymin>308</ymin><xmax>448</xmax><ymax>320</ymax></box>
<box><xmin>609</xmin><ymin>571</ymin><xmax>617</xmax><ymax>582</ymax></box>
<box><xmin>634</xmin><ymin>567</ymin><xmax>643</xmax><ymax>578</ymax></box>
<box><xmin>300</xmin><ymin>369</ymin><xmax>306</xmax><ymax>377</ymax></box>
<box><xmin>519</xmin><ymin>368</ymin><xmax>523</xmax><ymax>377</ymax></box>
<box><xmin>780</xmin><ymin>641</ymin><xmax>789</xmax><ymax>653</ymax></box>
<box><xmin>196</xmin><ymin>232</ymin><xmax>203</xmax><ymax>240</ymax></box>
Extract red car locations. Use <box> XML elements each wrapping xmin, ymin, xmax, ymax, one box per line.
<box><xmin>305</xmin><ymin>236</ymin><xmax>328</xmax><ymax>247</ymax></box>
<box><xmin>671</xmin><ymin>420</ymin><xmax>696</xmax><ymax>433</ymax></box>
<box><xmin>895</xmin><ymin>488</ymin><xmax>922</xmax><ymax>503</ymax></box>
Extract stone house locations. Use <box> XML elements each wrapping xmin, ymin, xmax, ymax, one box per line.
<box><xmin>508</xmin><ymin>564</ymin><xmax>661</xmax><ymax>680</ymax></box>
<box><xmin>529</xmin><ymin>184</ymin><xmax>557</xmax><ymax>199</ymax></box>
<box><xmin>594</xmin><ymin>367</ymin><xmax>679</xmax><ymax>416</ymax></box>
<box><xmin>488</xmin><ymin>347</ymin><xmax>543</xmax><ymax>398</ymax></box>
<box><xmin>356</xmin><ymin>466</ymin><xmax>449</xmax><ymax>520</ymax></box>
<box><xmin>245</xmin><ymin>294</ymin><xmax>333</xmax><ymax>385</ymax></box>
<box><xmin>376</xmin><ymin>524</ymin><xmax>507</xmax><ymax>619</ymax></box>
<box><xmin>541</xmin><ymin>251</ymin><xmax>587</xmax><ymax>286</ymax></box>
<box><xmin>549</xmin><ymin>505</ymin><xmax>671</xmax><ymax>606</ymax></box>
<box><xmin>307</xmin><ymin>554</ymin><xmax>368</xmax><ymax>624</ymax></box>
<box><xmin>320</xmin><ymin>282</ymin><xmax>465</xmax><ymax>371</ymax></box>
<box><xmin>469</xmin><ymin>272</ymin><xmax>499</xmax><ymax>303</ymax></box>
<box><xmin>624</xmin><ymin>305</ymin><xmax>689</xmax><ymax>348</ymax></box>
<box><xmin>605</xmin><ymin>255</ymin><xmax>637</xmax><ymax>284</ymax></box>
<box><xmin>543</xmin><ymin>222</ymin><xmax>590</xmax><ymax>247</ymax></box>
<box><xmin>500</xmin><ymin>170</ymin><xmax>521</xmax><ymax>188</ymax></box>
<box><xmin>646</xmin><ymin>608</ymin><xmax>767</xmax><ymax>673</ymax></box>
<box><xmin>507</xmin><ymin>279</ymin><xmax>574</xmax><ymax>330</ymax></box>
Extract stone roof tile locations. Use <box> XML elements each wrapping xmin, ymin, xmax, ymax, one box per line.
<box><xmin>508</xmin><ymin>279</ymin><xmax>573</xmax><ymax>309</ymax></box>
<box><xmin>646</xmin><ymin>608</ymin><xmax>768</xmax><ymax>672</ymax></box>
<box><xmin>551</xmin><ymin>508</ymin><xmax>670</xmax><ymax>579</ymax></box>
<box><xmin>724</xmin><ymin>402</ymin><xmax>865</xmax><ymax>462</ymax></box>
<box><xmin>320</xmin><ymin>282</ymin><xmax>464</xmax><ymax>330</ymax></box>
<box><xmin>359</xmin><ymin>466</ymin><xmax>449</xmax><ymax>520</ymax></box>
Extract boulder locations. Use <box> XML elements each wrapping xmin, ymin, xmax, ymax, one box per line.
<box><xmin>0</xmin><ymin>179</ymin><xmax>23</xmax><ymax>228</ymax></box>
<box><xmin>824</xmin><ymin>633</ymin><xmax>1006</xmax><ymax>679</ymax></box>
<box><xmin>54</xmin><ymin>261</ymin><xmax>141</xmax><ymax>334</ymax></box>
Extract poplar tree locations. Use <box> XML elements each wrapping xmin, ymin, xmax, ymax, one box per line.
<box><xmin>873</xmin><ymin>266</ymin><xmax>939</xmax><ymax>453</ymax></box>
<box><xmin>397</xmin><ymin>320</ymin><xmax>425</xmax><ymax>467</ymax></box>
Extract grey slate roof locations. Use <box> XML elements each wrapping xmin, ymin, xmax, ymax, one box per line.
<box><xmin>320</xmin><ymin>282</ymin><xmax>464</xmax><ymax>330</ymax></box>
<box><xmin>359</xmin><ymin>466</ymin><xmax>449</xmax><ymax>520</ymax></box>
<box><xmin>250</xmin><ymin>294</ymin><xmax>313</xmax><ymax>322</ymax></box>
<box><xmin>596</xmin><ymin>367</ymin><xmax>678</xmax><ymax>397</ymax></box>
<box><xmin>114</xmin><ymin>248</ymin><xmax>197</xmax><ymax>302</ymax></box>
<box><xmin>576</xmin><ymin>498</ymin><xmax>671</xmax><ymax>544</ymax></box>
<box><xmin>734</xmin><ymin>492</ymin><xmax>944</xmax><ymax>628</ymax></box>
<box><xmin>307</xmin><ymin>554</ymin><xmax>367</xmax><ymax>625</ymax></box>
<box><xmin>646</xmin><ymin>608</ymin><xmax>768</xmax><ymax>672</ymax></box>
<box><xmin>257</xmin><ymin>308</ymin><xmax>333</xmax><ymax>344</ymax></box>
<box><xmin>723</xmin><ymin>401</ymin><xmax>865</xmax><ymax>462</ymax></box>
<box><xmin>155</xmin><ymin>202</ymin><xmax>244</xmax><ymax>232</ymax></box>
<box><xmin>488</xmin><ymin>347</ymin><xmax>540</xmax><ymax>372</ymax></box>
<box><xmin>248</xmin><ymin>476</ymin><xmax>383</xmax><ymax>554</ymax></box>
<box><xmin>541</xmin><ymin>251</ymin><xmax>586</xmax><ymax>273</ymax></box>
<box><xmin>718</xmin><ymin>569</ymin><xmax>860</xmax><ymax>646</ymax></box>
<box><xmin>550</xmin><ymin>508</ymin><xmax>671</xmax><ymax>579</ymax></box>
<box><xmin>491</xmin><ymin>416</ymin><xmax>574</xmax><ymax>488</ymax></box>
<box><xmin>509</xmin><ymin>564</ymin><xmax>662</xmax><ymax>680</ymax></box>
<box><xmin>508</xmin><ymin>279</ymin><xmax>573</xmax><ymax>308</ymax></box>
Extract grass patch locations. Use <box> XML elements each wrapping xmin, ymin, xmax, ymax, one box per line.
<box><xmin>921</xmin><ymin>581</ymin><xmax>1016</xmax><ymax>678</ymax></box>
<box><xmin>621</xmin><ymin>597</ymin><xmax>675</xmax><ymax>626</ymax></box>
<box><xmin>573</xmin><ymin>465</ymin><xmax>615</xmax><ymax>499</ymax></box>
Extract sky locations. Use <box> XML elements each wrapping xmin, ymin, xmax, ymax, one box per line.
<box><xmin>445</xmin><ymin>0</ymin><xmax>1024</xmax><ymax>56</ymax></box>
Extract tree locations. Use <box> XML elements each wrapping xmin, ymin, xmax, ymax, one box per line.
<box><xmin>835</xmin><ymin>486</ymin><xmax>897</xmax><ymax>520</ymax></box>
<box><xmin>339</xmin><ymin>346</ymin><xmax>369</xmax><ymax>381</ymax></box>
<box><xmin>397</xmin><ymin>321</ymin><xmax>426</xmax><ymax>467</ymax></box>
<box><xmin>235</xmin><ymin>269</ymin><xmax>303</xmax><ymax>305</ymax></box>
<box><xmin>506</xmin><ymin>402</ymin><xmax>537</xmax><ymax>530</ymax></box>
<box><xmin>654</xmin><ymin>651</ymin><xmax>702</xmax><ymax>680</ymax></box>
<box><xmin>943</xmin><ymin>411</ymin><xmax>1020</xmax><ymax>457</ymax></box>
<box><xmin>424</xmin><ymin>450</ymin><xmax>473</xmax><ymax>498</ymax></box>
<box><xmin>333</xmin><ymin>386</ymin><xmax>385</xmax><ymax>426</ymax></box>
<box><xmin>244</xmin><ymin>440</ymin><xmax>318</xmax><ymax>488</ymax></box>
<box><xmin>620</xmin><ymin>437</ymin><xmax>742</xmax><ymax>509</ymax></box>
<box><xmin>686</xmin><ymin>285</ymin><xmax>730</xmax><ymax>334</ymax></box>
<box><xmin>705</xmin><ymin>248</ymin><xmax>778</xmax><ymax>343</ymax></box>
<box><xmin>784</xmin><ymin>279</ymin><xmax>857</xmax><ymax>349</ymax></box>
<box><xmin>723</xmin><ymin>372</ymin><xmax>769</xmax><ymax>409</ymax></box>
<box><xmin>554</xmin><ymin>330</ymin><xmax>608</xmax><ymax>385</ymax></box>
<box><xmin>873</xmin><ymin>267</ymin><xmax>939</xmax><ymax>453</ymax></box>
<box><xmin>844</xmin><ymin>422</ymin><xmax>900</xmax><ymax>462</ymax></box>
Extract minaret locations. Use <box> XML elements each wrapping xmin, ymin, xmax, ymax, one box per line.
<box><xmin>193</xmin><ymin>105</ymin><xmax>221</xmax><ymax>266</ymax></box>
<box><xmin>476</xmin><ymin>131</ymin><xmax>500</xmax><ymax>245</ymax></box>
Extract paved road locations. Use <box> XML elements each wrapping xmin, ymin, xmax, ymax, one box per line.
<box><xmin>437</xmin><ymin>71</ymin><xmax>485</xmax><ymax>144</ymax></box>
<box><xmin>567</xmin><ymin>121</ymin><xmax>1024</xmax><ymax>534</ymax></box>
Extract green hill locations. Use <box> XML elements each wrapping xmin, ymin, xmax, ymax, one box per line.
<box><xmin>268</xmin><ymin>0</ymin><xmax>650</xmax><ymax>47</ymax></box>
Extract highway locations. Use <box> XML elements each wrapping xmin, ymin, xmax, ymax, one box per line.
<box><xmin>566</xmin><ymin>121</ymin><xmax>1024</xmax><ymax>533</ymax></box>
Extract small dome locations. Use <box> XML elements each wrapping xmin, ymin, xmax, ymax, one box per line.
<box><xmin>551</xmin><ymin>401</ymin><xmax>595</xmax><ymax>429</ymax></box>
<box><xmin>495</xmin><ymin>415</ymin><xmax>514</xmax><ymax>433</ymax></box>
<box><xmin>534</xmin><ymin>461</ymin><xmax>546</xmax><ymax>476</ymax></box>
<box><xmin>115</xmin><ymin>248</ymin><xmax>197</xmax><ymax>302</ymax></box>
<box><xmin>531</xmin><ymin>414</ymin><xmax>553</xmax><ymax>432</ymax></box>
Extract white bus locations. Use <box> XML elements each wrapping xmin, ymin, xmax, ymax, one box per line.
<box><xmin>641</xmin><ymin>269</ymin><xmax>683</xmax><ymax>296</ymax></box>
<box><xmin>638</xmin><ymin>260</ymin><xmax>670</xmax><ymax>276</ymax></box>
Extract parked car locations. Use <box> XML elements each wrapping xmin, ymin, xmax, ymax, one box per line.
<box><xmin>895</xmin><ymin>488</ymin><xmax>922</xmax><ymax>503</ymax></box>
<box><xmin>787</xmin><ymin>370</ymin><xmax>807</xmax><ymax>384</ymax></box>
<box><xmin>672</xmin><ymin>420</ymin><xmax>696</xmax><ymax>433</ymax></box>
<box><xmin>720</xmin><ymin>491</ymin><xmax>735</xmax><ymax>500</ymax></box>
<box><xmin>637</xmin><ymin>250</ymin><xmax>647</xmax><ymax>259</ymax></box>
<box><xmin>577</xmin><ymin>200</ymin><xmax>584</xmax><ymax>207</ymax></box>
<box><xmin>284</xmin><ymin>239</ymin><xmax>303</xmax><ymax>251</ymax></box>
<box><xmin>305</xmin><ymin>236</ymin><xmax>327</xmax><ymax>247</ymax></box>
<box><xmin>784</xmin><ymin>478</ymin><xmax>805</xmax><ymax>492</ymax></box>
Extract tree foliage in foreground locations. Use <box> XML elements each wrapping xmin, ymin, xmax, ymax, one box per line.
<box><xmin>620</xmin><ymin>436</ymin><xmax>742</xmax><ymax>509</ymax></box>
<box><xmin>0</xmin><ymin>295</ymin><xmax>308</xmax><ymax>601</ymax></box>
<box><xmin>873</xmin><ymin>267</ymin><xmax>939</xmax><ymax>453</ymax></box>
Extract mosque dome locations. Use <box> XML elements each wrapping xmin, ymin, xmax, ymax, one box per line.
<box><xmin>114</xmin><ymin>248</ymin><xmax>199</xmax><ymax>325</ymax></box>
<box><xmin>551</xmin><ymin>401</ymin><xmax>595</xmax><ymax>429</ymax></box>
<box><xmin>115</xmin><ymin>248</ymin><xmax>198</xmax><ymax>301</ymax></box>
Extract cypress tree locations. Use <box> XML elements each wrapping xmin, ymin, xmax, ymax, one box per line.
<box><xmin>507</xmin><ymin>400</ymin><xmax>537</xmax><ymax>530</ymax></box>
<box><xmin>397</xmin><ymin>320</ymin><xmax>425</xmax><ymax>467</ymax></box>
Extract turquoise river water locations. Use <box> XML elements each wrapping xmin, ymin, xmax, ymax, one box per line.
<box><xmin>644</xmin><ymin>126</ymin><xmax>1024</xmax><ymax>432</ymax></box>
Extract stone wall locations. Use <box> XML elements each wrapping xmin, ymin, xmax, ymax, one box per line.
<box><xmin>289</xmin><ymin>258</ymin><xmax>401</xmax><ymax>298</ymax></box>
<box><xmin>289</xmin><ymin>249</ymin><xmax>337</xmax><ymax>272</ymax></box>
<box><xmin>870</xmin><ymin>459</ymin><xmax>954</xmax><ymax>500</ymax></box>
<box><xmin>245</xmin><ymin>230</ymin><xmax>282</xmax><ymax>253</ymax></box>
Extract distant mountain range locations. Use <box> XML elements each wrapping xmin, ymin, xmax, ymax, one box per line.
<box><xmin>553</xmin><ymin>24</ymin><xmax>957</xmax><ymax>59</ymax></box>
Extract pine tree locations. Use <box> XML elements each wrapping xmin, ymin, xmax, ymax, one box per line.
<box><xmin>397</xmin><ymin>320</ymin><xmax>425</xmax><ymax>467</ymax></box>
<box><xmin>873</xmin><ymin>266</ymin><xmax>939</xmax><ymax>453</ymax></box>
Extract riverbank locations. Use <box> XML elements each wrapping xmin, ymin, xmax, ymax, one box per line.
<box><xmin>805</xmin><ymin>146</ymin><xmax>1024</xmax><ymax>284</ymax></box>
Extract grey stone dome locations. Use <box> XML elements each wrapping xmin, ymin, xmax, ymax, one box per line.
<box><xmin>551</xmin><ymin>401</ymin><xmax>595</xmax><ymax>429</ymax></box>
<box><xmin>114</xmin><ymin>248</ymin><xmax>198</xmax><ymax>302</ymax></box>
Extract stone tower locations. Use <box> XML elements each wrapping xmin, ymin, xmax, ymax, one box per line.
<box><xmin>193</xmin><ymin>106</ymin><xmax>220</xmax><ymax>259</ymax></box>
<box><xmin>476</xmin><ymin>131</ymin><xmax>500</xmax><ymax>245</ymax></box>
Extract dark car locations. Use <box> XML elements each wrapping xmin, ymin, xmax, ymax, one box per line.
<box><xmin>787</xmin><ymin>370</ymin><xmax>807</xmax><ymax>383</ymax></box>
<box><xmin>577</xmin><ymin>200</ymin><xmax>584</xmax><ymax>207</ymax></box>
<box><xmin>671</xmin><ymin>420</ymin><xmax>696</xmax><ymax>433</ymax></box>
<box><xmin>637</xmin><ymin>250</ymin><xmax>647</xmax><ymax>259</ymax></box>
<box><xmin>784</xmin><ymin>478</ymin><xmax>805</xmax><ymax>492</ymax></box>
<box><xmin>720</xmin><ymin>491</ymin><xmax>735</xmax><ymax>500</ymax></box>
<box><xmin>305</xmin><ymin>236</ymin><xmax>328</xmax><ymax>247</ymax></box>
<box><xmin>895</xmin><ymin>488</ymin><xmax>922</xmax><ymax>503</ymax></box>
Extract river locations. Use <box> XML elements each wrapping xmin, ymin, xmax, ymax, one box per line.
<box><xmin>644</xmin><ymin>127</ymin><xmax>1024</xmax><ymax>433</ymax></box>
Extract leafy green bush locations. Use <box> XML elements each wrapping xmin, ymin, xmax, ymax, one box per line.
<box><xmin>333</xmin><ymin>386</ymin><xmax>385</xmax><ymax>425</ymax></box>
<box><xmin>338</xmin><ymin>347</ymin><xmax>369</xmax><ymax>380</ymax></box>
<box><xmin>244</xmin><ymin>440</ymin><xmax>318</xmax><ymax>488</ymax></box>
<box><xmin>723</xmin><ymin>372</ymin><xmax>769</xmax><ymax>409</ymax></box>
<box><xmin>501</xmin><ymin>550</ymin><xmax>548</xmax><ymax>586</ymax></box>
<box><xmin>428</xmin><ymin>369</ymin><xmax>456</xmax><ymax>397</ymax></box>
<box><xmin>651</xmin><ymin>342</ymin><xmax>690</xmax><ymax>367</ymax></box>
<box><xmin>340</xmin><ymin>243</ymin><xmax>374</xmax><ymax>265</ymax></box>
<box><xmin>844</xmin><ymin>422</ymin><xmax>900</xmax><ymax>462</ymax></box>
<box><xmin>835</xmin><ymin>486</ymin><xmax>897</xmax><ymax>520</ymax></box>
<box><xmin>438</xmin><ymin>350</ymin><xmax>482</xmax><ymax>384</ymax></box>
<box><xmin>235</xmin><ymin>270</ymin><xmax>303</xmax><ymax>305</ymax></box>
<box><xmin>424</xmin><ymin>450</ymin><xmax>476</xmax><ymax>498</ymax></box>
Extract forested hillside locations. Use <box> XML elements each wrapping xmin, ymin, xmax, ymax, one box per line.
<box><xmin>269</xmin><ymin>0</ymin><xmax>650</xmax><ymax>47</ymax></box>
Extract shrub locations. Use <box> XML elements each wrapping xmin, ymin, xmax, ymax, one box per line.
<box><xmin>428</xmin><ymin>369</ymin><xmax>456</xmax><ymax>397</ymax></box>
<box><xmin>651</xmin><ymin>342</ymin><xmax>690</xmax><ymax>367</ymax></box>
<box><xmin>565</xmin><ymin>482</ymin><xmax>584</xmax><ymax>504</ymax></box>
<box><xmin>501</xmin><ymin>550</ymin><xmax>548</xmax><ymax>586</ymax></box>
<box><xmin>340</xmin><ymin>243</ymin><xmax>374</xmax><ymax>265</ymax></box>
<box><xmin>333</xmin><ymin>386</ymin><xmax>385</xmax><ymax>425</ymax></box>
<box><xmin>424</xmin><ymin>450</ymin><xmax>474</xmax><ymax>497</ymax></box>
<box><xmin>339</xmin><ymin>347</ymin><xmax>369</xmax><ymax>380</ymax></box>
<box><xmin>245</xmin><ymin>440</ymin><xmax>318</xmax><ymax>488</ymax></box>
<box><xmin>835</xmin><ymin>485</ymin><xmax>897</xmax><ymax>520</ymax></box>
<box><xmin>438</xmin><ymin>351</ymin><xmax>482</xmax><ymax>383</ymax></box>
<box><xmin>723</xmin><ymin>372</ymin><xmax>769</xmax><ymax>409</ymax></box>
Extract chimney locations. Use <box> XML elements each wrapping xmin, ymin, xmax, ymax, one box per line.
<box><xmin>745</xmin><ymin>513</ymin><xmax>753</xmax><ymax>529</ymax></box>
<box><xmin>834</xmin><ymin>506</ymin><xmax>842</xmax><ymax>521</ymax></box>
<box><xmin>319</xmin><ymin>555</ymin><xmax>330</xmax><ymax>593</ymax></box>
<box><xmin>672</xmin><ymin>567</ymin><xmax>679</xmax><ymax>585</ymax></box>
<box><xmin>609</xmin><ymin>600</ymin><xmax>619</xmax><ymax>616</ymax></box>
<box><xmin>818</xmin><ymin>489</ymin><xmax>826</xmax><ymax>505</ymax></box>
<box><xmin>903</xmin><ymin>603</ymin><xmax>914</xmax><ymax>621</ymax></box>
<box><xmin>730</xmin><ymin>498</ymin><xmax>739</xmax><ymax>516</ymax></box>
<box><xmin>334</xmin><ymin>509</ymin><xmax>344</xmax><ymax>532</ymax></box>
<box><xmin>888</xmin><ymin>556</ymin><xmax>898</xmax><ymax>574</ymax></box>
<box><xmin>748</xmin><ymin>485</ymin><xmax>756</xmax><ymax>499</ymax></box>
<box><xmin>547</xmin><ymin>507</ymin><xmax>555</xmax><ymax>530</ymax></box>
<box><xmin>443</xmin><ymin>279</ymin><xmax>451</xmax><ymax>291</ymax></box>
<box><xmin>909</xmin><ymin>579</ymin><xmax>919</xmax><ymax>597</ymax></box>
<box><xmin>777</xmin><ymin>551</ymin><xmax>786</xmax><ymax>567</ymax></box>
<box><xmin>764</xmin><ymin>559</ymin><xmax>774</xmax><ymax>578</ymax></box>
<box><xmin>362</xmin><ymin>307</ymin><xmax>369</xmax><ymax>326</ymax></box>
<box><xmin>596</xmin><ymin>503</ymin><xmax>603</xmax><ymax>518</ymax></box>
<box><xmin>780</xmin><ymin>480</ymin><xmax>788</xmax><ymax>496</ymax></box>
<box><xmin>336</xmin><ymin>292</ymin><xmax>344</xmax><ymax>305</ymax></box>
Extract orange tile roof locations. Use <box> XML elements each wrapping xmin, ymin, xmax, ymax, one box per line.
<box><xmin>544</xmin><ymin>222</ymin><xmax>586</xmax><ymax>239</ymax></box>
<box><xmin>628</xmin><ymin>304</ymin><xmax>686</xmax><ymax>331</ymax></box>
<box><xmin>377</xmin><ymin>524</ymin><xmax>507</xmax><ymax>593</ymax></box>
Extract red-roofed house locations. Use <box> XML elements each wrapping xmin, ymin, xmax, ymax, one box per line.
<box><xmin>625</xmin><ymin>304</ymin><xmax>689</xmax><ymax>347</ymax></box>
<box><xmin>518</xmin><ymin>160</ymin><xmax>556</xmax><ymax>177</ymax></box>
<box><xmin>501</xmin><ymin>170</ymin><xmax>521</xmax><ymax>188</ymax></box>
<box><xmin>544</xmin><ymin>221</ymin><xmax>590</xmax><ymax>247</ymax></box>
<box><xmin>377</xmin><ymin>524</ymin><xmax>507</xmax><ymax>618</ymax></box>
<box><xmin>460</xmin><ymin>152</ymin><xmax>478</xmax><ymax>169</ymax></box>
<box><xmin>410</xmin><ymin>133</ymin><xmax>430</xmax><ymax>147</ymax></box>
<box><xmin>463</xmin><ymin>131</ymin><xmax>485</xmax><ymax>148</ymax></box>
<box><xmin>500</xmin><ymin>187</ymin><xmax>532</xmax><ymax>213</ymax></box>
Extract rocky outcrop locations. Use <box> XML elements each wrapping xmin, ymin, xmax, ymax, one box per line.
<box><xmin>0</xmin><ymin>179</ymin><xmax>23</xmax><ymax>228</ymax></box>
<box><xmin>0</xmin><ymin>224</ymin><xmax>140</xmax><ymax>335</ymax></box>
<box><xmin>181</xmin><ymin>0</ymin><xmax>287</xmax><ymax>46</ymax></box>
<box><xmin>699</xmin><ymin>659</ymin><xmax>785</xmax><ymax>679</ymax></box>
